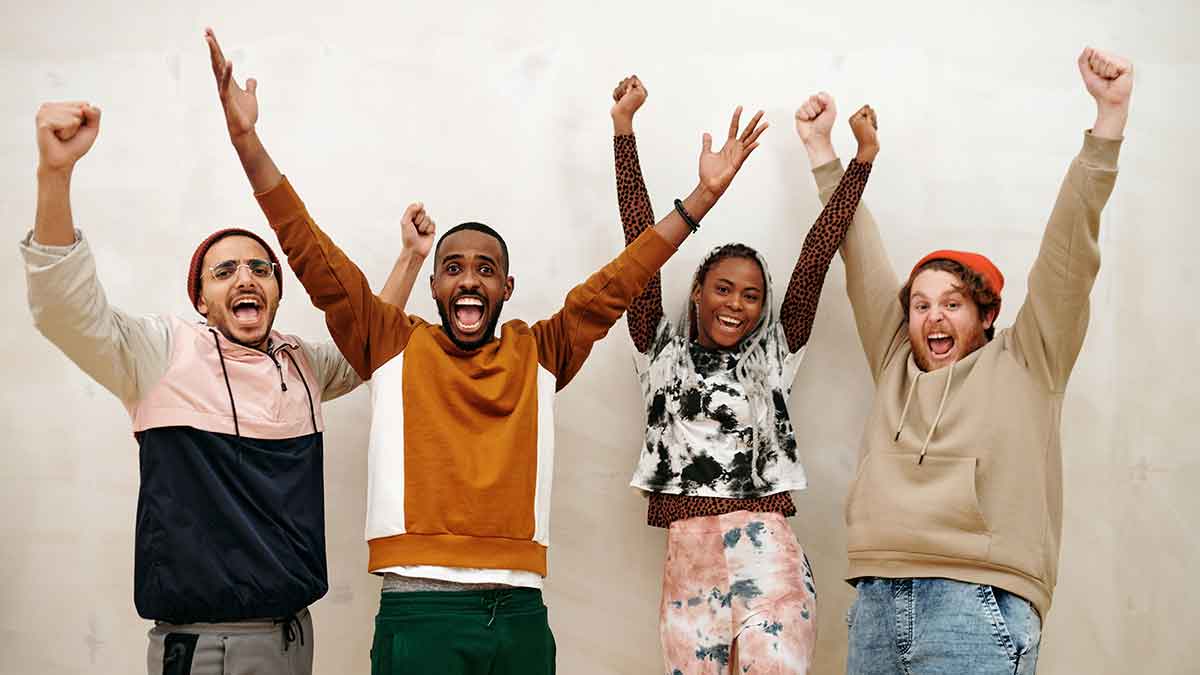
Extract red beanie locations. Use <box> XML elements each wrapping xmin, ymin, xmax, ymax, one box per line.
<box><xmin>911</xmin><ymin>250</ymin><xmax>1004</xmax><ymax>298</ymax></box>
<box><xmin>187</xmin><ymin>228</ymin><xmax>283</xmax><ymax>311</ymax></box>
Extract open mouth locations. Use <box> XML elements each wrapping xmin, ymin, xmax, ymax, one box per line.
<box><xmin>715</xmin><ymin>314</ymin><xmax>744</xmax><ymax>333</ymax></box>
<box><xmin>927</xmin><ymin>332</ymin><xmax>955</xmax><ymax>357</ymax></box>
<box><xmin>452</xmin><ymin>296</ymin><xmax>486</xmax><ymax>334</ymax></box>
<box><xmin>230</xmin><ymin>295</ymin><xmax>263</xmax><ymax>326</ymax></box>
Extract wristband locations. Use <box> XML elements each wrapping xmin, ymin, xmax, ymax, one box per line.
<box><xmin>674</xmin><ymin>198</ymin><xmax>699</xmax><ymax>233</ymax></box>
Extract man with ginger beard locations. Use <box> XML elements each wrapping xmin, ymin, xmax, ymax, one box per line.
<box><xmin>795</xmin><ymin>48</ymin><xmax>1132</xmax><ymax>673</ymax></box>
<box><xmin>204</xmin><ymin>26</ymin><xmax>769</xmax><ymax>675</ymax></box>
<box><xmin>17</xmin><ymin>98</ymin><xmax>445</xmax><ymax>674</ymax></box>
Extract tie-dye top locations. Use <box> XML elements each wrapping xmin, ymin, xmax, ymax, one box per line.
<box><xmin>612</xmin><ymin>134</ymin><xmax>872</xmax><ymax>511</ymax></box>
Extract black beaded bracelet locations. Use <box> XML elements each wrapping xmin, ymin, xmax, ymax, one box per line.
<box><xmin>674</xmin><ymin>198</ymin><xmax>699</xmax><ymax>233</ymax></box>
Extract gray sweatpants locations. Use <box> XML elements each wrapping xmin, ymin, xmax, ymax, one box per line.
<box><xmin>146</xmin><ymin>608</ymin><xmax>314</xmax><ymax>675</ymax></box>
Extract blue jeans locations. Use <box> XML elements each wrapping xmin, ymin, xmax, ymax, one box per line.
<box><xmin>846</xmin><ymin>577</ymin><xmax>1041</xmax><ymax>675</ymax></box>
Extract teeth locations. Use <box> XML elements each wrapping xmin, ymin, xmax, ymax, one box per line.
<box><xmin>456</xmin><ymin>297</ymin><xmax>483</xmax><ymax>307</ymax></box>
<box><xmin>717</xmin><ymin>315</ymin><xmax>742</xmax><ymax>327</ymax></box>
<box><xmin>928</xmin><ymin>333</ymin><xmax>949</xmax><ymax>339</ymax></box>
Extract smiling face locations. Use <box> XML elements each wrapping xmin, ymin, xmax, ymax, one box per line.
<box><xmin>196</xmin><ymin>235</ymin><xmax>281</xmax><ymax>351</ymax></box>
<box><xmin>430</xmin><ymin>229</ymin><xmax>513</xmax><ymax>350</ymax></box>
<box><xmin>906</xmin><ymin>269</ymin><xmax>996</xmax><ymax>371</ymax></box>
<box><xmin>690</xmin><ymin>255</ymin><xmax>766</xmax><ymax>350</ymax></box>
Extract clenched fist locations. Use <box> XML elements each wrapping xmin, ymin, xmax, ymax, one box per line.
<box><xmin>36</xmin><ymin>102</ymin><xmax>101</xmax><ymax>173</ymax></box>
<box><xmin>848</xmin><ymin>105</ymin><xmax>879</xmax><ymax>163</ymax></box>
<box><xmin>794</xmin><ymin>92</ymin><xmax>836</xmax><ymax>144</ymax></box>
<box><xmin>401</xmin><ymin>202</ymin><xmax>436</xmax><ymax>258</ymax></box>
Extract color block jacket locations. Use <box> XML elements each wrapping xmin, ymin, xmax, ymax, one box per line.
<box><xmin>257</xmin><ymin>177</ymin><xmax>676</xmax><ymax>586</ymax></box>
<box><xmin>21</xmin><ymin>230</ymin><xmax>360</xmax><ymax>623</ymax></box>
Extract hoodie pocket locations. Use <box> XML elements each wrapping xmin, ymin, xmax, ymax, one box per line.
<box><xmin>846</xmin><ymin>454</ymin><xmax>991</xmax><ymax>561</ymax></box>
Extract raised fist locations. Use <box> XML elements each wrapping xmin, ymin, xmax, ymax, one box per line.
<box><xmin>401</xmin><ymin>202</ymin><xmax>436</xmax><ymax>258</ymax></box>
<box><xmin>794</xmin><ymin>92</ymin><xmax>836</xmax><ymax>143</ymax></box>
<box><xmin>848</xmin><ymin>105</ymin><xmax>879</xmax><ymax>163</ymax></box>
<box><xmin>611</xmin><ymin>75</ymin><xmax>648</xmax><ymax>120</ymax></box>
<box><xmin>1078</xmin><ymin>47</ymin><xmax>1133</xmax><ymax>109</ymax></box>
<box><xmin>36</xmin><ymin>102</ymin><xmax>101</xmax><ymax>172</ymax></box>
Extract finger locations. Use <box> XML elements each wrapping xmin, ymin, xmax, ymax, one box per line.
<box><xmin>739</xmin><ymin>110</ymin><xmax>764</xmax><ymax>142</ymax></box>
<box><xmin>82</xmin><ymin>104</ymin><xmax>102</xmax><ymax>129</ymax></box>
<box><xmin>817</xmin><ymin>91</ymin><xmax>833</xmax><ymax>109</ymax></box>
<box><xmin>246</xmin><ymin>78</ymin><xmax>257</xmax><ymax>96</ymax></box>
<box><xmin>702</xmin><ymin>132</ymin><xmax>712</xmax><ymax>154</ymax></box>
<box><xmin>205</xmin><ymin>28</ymin><xmax>227</xmax><ymax>79</ymax></box>
<box><xmin>727</xmin><ymin>106</ymin><xmax>743</xmax><ymax>140</ymax></box>
<box><xmin>221</xmin><ymin>61</ymin><xmax>233</xmax><ymax>95</ymax></box>
<box><xmin>745</xmin><ymin>120</ymin><xmax>768</xmax><ymax>146</ymax></box>
<box><xmin>401</xmin><ymin>202</ymin><xmax>422</xmax><ymax>225</ymax></box>
<box><xmin>743</xmin><ymin>141</ymin><xmax>760</xmax><ymax>161</ymax></box>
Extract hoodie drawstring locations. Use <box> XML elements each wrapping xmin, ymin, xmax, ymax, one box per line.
<box><xmin>893</xmin><ymin>362</ymin><xmax>955</xmax><ymax>465</ymax></box>
<box><xmin>210</xmin><ymin>330</ymin><xmax>241</xmax><ymax>438</ymax></box>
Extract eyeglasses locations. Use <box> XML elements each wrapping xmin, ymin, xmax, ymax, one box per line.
<box><xmin>208</xmin><ymin>259</ymin><xmax>277</xmax><ymax>281</ymax></box>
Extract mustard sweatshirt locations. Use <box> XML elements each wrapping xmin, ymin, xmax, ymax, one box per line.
<box><xmin>257</xmin><ymin>177</ymin><xmax>676</xmax><ymax>581</ymax></box>
<box><xmin>813</xmin><ymin>131</ymin><xmax>1122</xmax><ymax>618</ymax></box>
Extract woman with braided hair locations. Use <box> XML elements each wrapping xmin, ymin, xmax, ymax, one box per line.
<box><xmin>609</xmin><ymin>76</ymin><xmax>878</xmax><ymax>674</ymax></box>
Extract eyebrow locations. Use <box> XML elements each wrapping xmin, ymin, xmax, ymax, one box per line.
<box><xmin>716</xmin><ymin>277</ymin><xmax>762</xmax><ymax>292</ymax></box>
<box><xmin>440</xmin><ymin>253</ymin><xmax>500</xmax><ymax>267</ymax></box>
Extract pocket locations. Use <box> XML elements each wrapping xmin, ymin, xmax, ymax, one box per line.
<box><xmin>846</xmin><ymin>454</ymin><xmax>991</xmax><ymax>561</ymax></box>
<box><xmin>990</xmin><ymin>587</ymin><xmax>1042</xmax><ymax>668</ymax></box>
<box><xmin>161</xmin><ymin>633</ymin><xmax>199</xmax><ymax>675</ymax></box>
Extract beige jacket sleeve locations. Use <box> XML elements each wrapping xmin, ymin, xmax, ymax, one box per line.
<box><xmin>812</xmin><ymin>160</ymin><xmax>907</xmax><ymax>381</ymax></box>
<box><xmin>1012</xmin><ymin>131</ymin><xmax>1121</xmax><ymax>392</ymax></box>
<box><xmin>20</xmin><ymin>229</ymin><xmax>172</xmax><ymax>404</ymax></box>
<box><xmin>297</xmin><ymin>338</ymin><xmax>363</xmax><ymax>402</ymax></box>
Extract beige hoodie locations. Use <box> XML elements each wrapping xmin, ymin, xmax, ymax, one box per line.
<box><xmin>813</xmin><ymin>131</ymin><xmax>1121</xmax><ymax>618</ymax></box>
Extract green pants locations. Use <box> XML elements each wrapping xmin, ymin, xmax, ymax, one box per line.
<box><xmin>370</xmin><ymin>588</ymin><xmax>556</xmax><ymax>674</ymax></box>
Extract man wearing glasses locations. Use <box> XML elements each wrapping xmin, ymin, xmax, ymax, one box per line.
<box><xmin>19</xmin><ymin>99</ymin><xmax>428</xmax><ymax>674</ymax></box>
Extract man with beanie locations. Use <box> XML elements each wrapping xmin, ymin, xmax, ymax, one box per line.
<box><xmin>19</xmin><ymin>98</ymin><xmax>434</xmax><ymax>674</ymax></box>
<box><xmin>794</xmin><ymin>48</ymin><xmax>1133</xmax><ymax>673</ymax></box>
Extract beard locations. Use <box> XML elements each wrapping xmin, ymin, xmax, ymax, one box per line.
<box><xmin>436</xmin><ymin>297</ymin><xmax>505</xmax><ymax>351</ymax></box>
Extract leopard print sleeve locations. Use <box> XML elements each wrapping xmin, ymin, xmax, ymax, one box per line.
<box><xmin>780</xmin><ymin>158</ymin><xmax>873</xmax><ymax>353</ymax></box>
<box><xmin>615</xmin><ymin>134</ymin><xmax>664</xmax><ymax>354</ymax></box>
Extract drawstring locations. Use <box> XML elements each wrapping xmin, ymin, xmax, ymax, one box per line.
<box><xmin>282</xmin><ymin>349</ymin><xmax>318</xmax><ymax>434</ymax></box>
<box><xmin>483</xmin><ymin>591</ymin><xmax>511</xmax><ymax>627</ymax></box>
<box><xmin>210</xmin><ymin>330</ymin><xmax>240</xmax><ymax>438</ymax></box>
<box><xmin>275</xmin><ymin>613</ymin><xmax>305</xmax><ymax>651</ymax></box>
<box><xmin>919</xmin><ymin>364</ymin><xmax>954</xmax><ymax>465</ymax></box>
<box><xmin>895</xmin><ymin>373</ymin><xmax>920</xmax><ymax>443</ymax></box>
<box><xmin>892</xmin><ymin>363</ymin><xmax>955</xmax><ymax>465</ymax></box>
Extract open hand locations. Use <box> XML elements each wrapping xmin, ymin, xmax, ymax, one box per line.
<box><xmin>848</xmin><ymin>105</ymin><xmax>879</xmax><ymax>163</ymax></box>
<box><xmin>794</xmin><ymin>92</ymin><xmax>836</xmax><ymax>144</ymax></box>
<box><xmin>401</xmin><ymin>202</ymin><xmax>436</xmax><ymax>258</ymax></box>
<box><xmin>611</xmin><ymin>75</ymin><xmax>648</xmax><ymax>121</ymax></box>
<box><xmin>698</xmin><ymin>106</ymin><xmax>768</xmax><ymax>198</ymax></box>
<box><xmin>205</xmin><ymin>27</ymin><xmax>259</xmax><ymax>140</ymax></box>
<box><xmin>36</xmin><ymin>102</ymin><xmax>101</xmax><ymax>173</ymax></box>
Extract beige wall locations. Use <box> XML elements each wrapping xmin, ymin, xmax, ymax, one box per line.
<box><xmin>2</xmin><ymin>1</ymin><xmax>1197</xmax><ymax>673</ymax></box>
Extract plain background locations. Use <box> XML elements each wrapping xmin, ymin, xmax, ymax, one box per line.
<box><xmin>2</xmin><ymin>1</ymin><xmax>1197</xmax><ymax>673</ymax></box>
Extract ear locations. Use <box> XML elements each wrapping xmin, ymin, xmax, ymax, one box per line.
<box><xmin>429</xmin><ymin>273</ymin><xmax>437</xmax><ymax>300</ymax></box>
<box><xmin>690</xmin><ymin>283</ymin><xmax>701</xmax><ymax>307</ymax></box>
<box><xmin>982</xmin><ymin>306</ymin><xmax>999</xmax><ymax>330</ymax></box>
<box><xmin>196</xmin><ymin>295</ymin><xmax>209</xmax><ymax>319</ymax></box>
<box><xmin>504</xmin><ymin>275</ymin><xmax>514</xmax><ymax>301</ymax></box>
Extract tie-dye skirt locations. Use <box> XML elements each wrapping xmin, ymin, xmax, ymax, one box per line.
<box><xmin>660</xmin><ymin>510</ymin><xmax>817</xmax><ymax>674</ymax></box>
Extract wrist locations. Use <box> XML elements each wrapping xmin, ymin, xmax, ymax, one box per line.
<box><xmin>689</xmin><ymin>182</ymin><xmax>720</xmax><ymax>210</ymax></box>
<box><xmin>397</xmin><ymin>247</ymin><xmax>427</xmax><ymax>263</ymax></box>
<box><xmin>611</xmin><ymin>114</ymin><xmax>634</xmax><ymax>136</ymax></box>
<box><xmin>803</xmin><ymin>136</ymin><xmax>837</xmax><ymax>167</ymax></box>
<box><xmin>1092</xmin><ymin>102</ymin><xmax>1128</xmax><ymax>139</ymax></box>
<box><xmin>854</xmin><ymin>144</ymin><xmax>879</xmax><ymax>163</ymax></box>
<box><xmin>36</xmin><ymin>164</ymin><xmax>73</xmax><ymax>184</ymax></box>
<box><xmin>230</xmin><ymin>128</ymin><xmax>260</xmax><ymax>151</ymax></box>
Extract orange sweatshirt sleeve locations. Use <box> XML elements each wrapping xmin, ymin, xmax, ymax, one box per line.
<box><xmin>532</xmin><ymin>227</ymin><xmax>676</xmax><ymax>390</ymax></box>
<box><xmin>256</xmin><ymin>177</ymin><xmax>416</xmax><ymax>380</ymax></box>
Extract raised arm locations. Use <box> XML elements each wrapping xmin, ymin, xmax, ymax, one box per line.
<box><xmin>379</xmin><ymin>202</ymin><xmax>436</xmax><ymax>309</ymax></box>
<box><xmin>1012</xmin><ymin>47</ymin><xmax>1130</xmax><ymax>391</ymax></box>
<box><xmin>796</xmin><ymin>93</ymin><xmax>903</xmax><ymax>378</ymax></box>
<box><xmin>780</xmin><ymin>104</ymin><xmax>878</xmax><ymax>353</ymax></box>
<box><xmin>206</xmin><ymin>28</ymin><xmax>413</xmax><ymax>379</ymax></box>
<box><xmin>534</xmin><ymin>106</ymin><xmax>769</xmax><ymax>388</ymax></box>
<box><xmin>24</xmin><ymin>102</ymin><xmax>171</xmax><ymax>403</ymax></box>
<box><xmin>610</xmin><ymin>75</ymin><xmax>663</xmax><ymax>353</ymax></box>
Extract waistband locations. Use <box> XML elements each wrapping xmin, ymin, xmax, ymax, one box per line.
<box><xmin>378</xmin><ymin>588</ymin><xmax>545</xmax><ymax>619</ymax></box>
<box><xmin>667</xmin><ymin>509</ymin><xmax>789</xmax><ymax>536</ymax></box>
<box><xmin>153</xmin><ymin>607</ymin><xmax>310</xmax><ymax>635</ymax></box>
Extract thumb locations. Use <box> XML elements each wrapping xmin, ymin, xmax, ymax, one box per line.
<box><xmin>401</xmin><ymin>202</ymin><xmax>422</xmax><ymax>225</ymax></box>
<box><xmin>82</xmin><ymin>104</ymin><xmax>102</xmax><ymax>128</ymax></box>
<box><xmin>246</xmin><ymin>78</ymin><xmax>258</xmax><ymax>96</ymax></box>
<box><xmin>1077</xmin><ymin>48</ymin><xmax>1093</xmax><ymax>78</ymax></box>
<box><xmin>702</xmin><ymin>132</ymin><xmax>712</xmax><ymax>154</ymax></box>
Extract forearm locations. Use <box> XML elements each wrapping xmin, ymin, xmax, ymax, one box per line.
<box><xmin>34</xmin><ymin>168</ymin><xmax>77</xmax><ymax>246</ymax></box>
<box><xmin>612</xmin><ymin>113</ymin><xmax>634</xmax><ymax>136</ymax></box>
<box><xmin>379</xmin><ymin>249</ymin><xmax>426</xmax><ymax>309</ymax></box>
<box><xmin>1092</xmin><ymin>102</ymin><xmax>1128</xmax><ymax>140</ymax></box>
<box><xmin>652</xmin><ymin>183</ymin><xmax>717</xmax><ymax>248</ymax></box>
<box><xmin>801</xmin><ymin>135</ymin><xmax>837</xmax><ymax>169</ymax></box>
<box><xmin>232</xmin><ymin>130</ymin><xmax>283</xmax><ymax>194</ymax></box>
<box><xmin>781</xmin><ymin>159</ymin><xmax>872</xmax><ymax>351</ymax></box>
